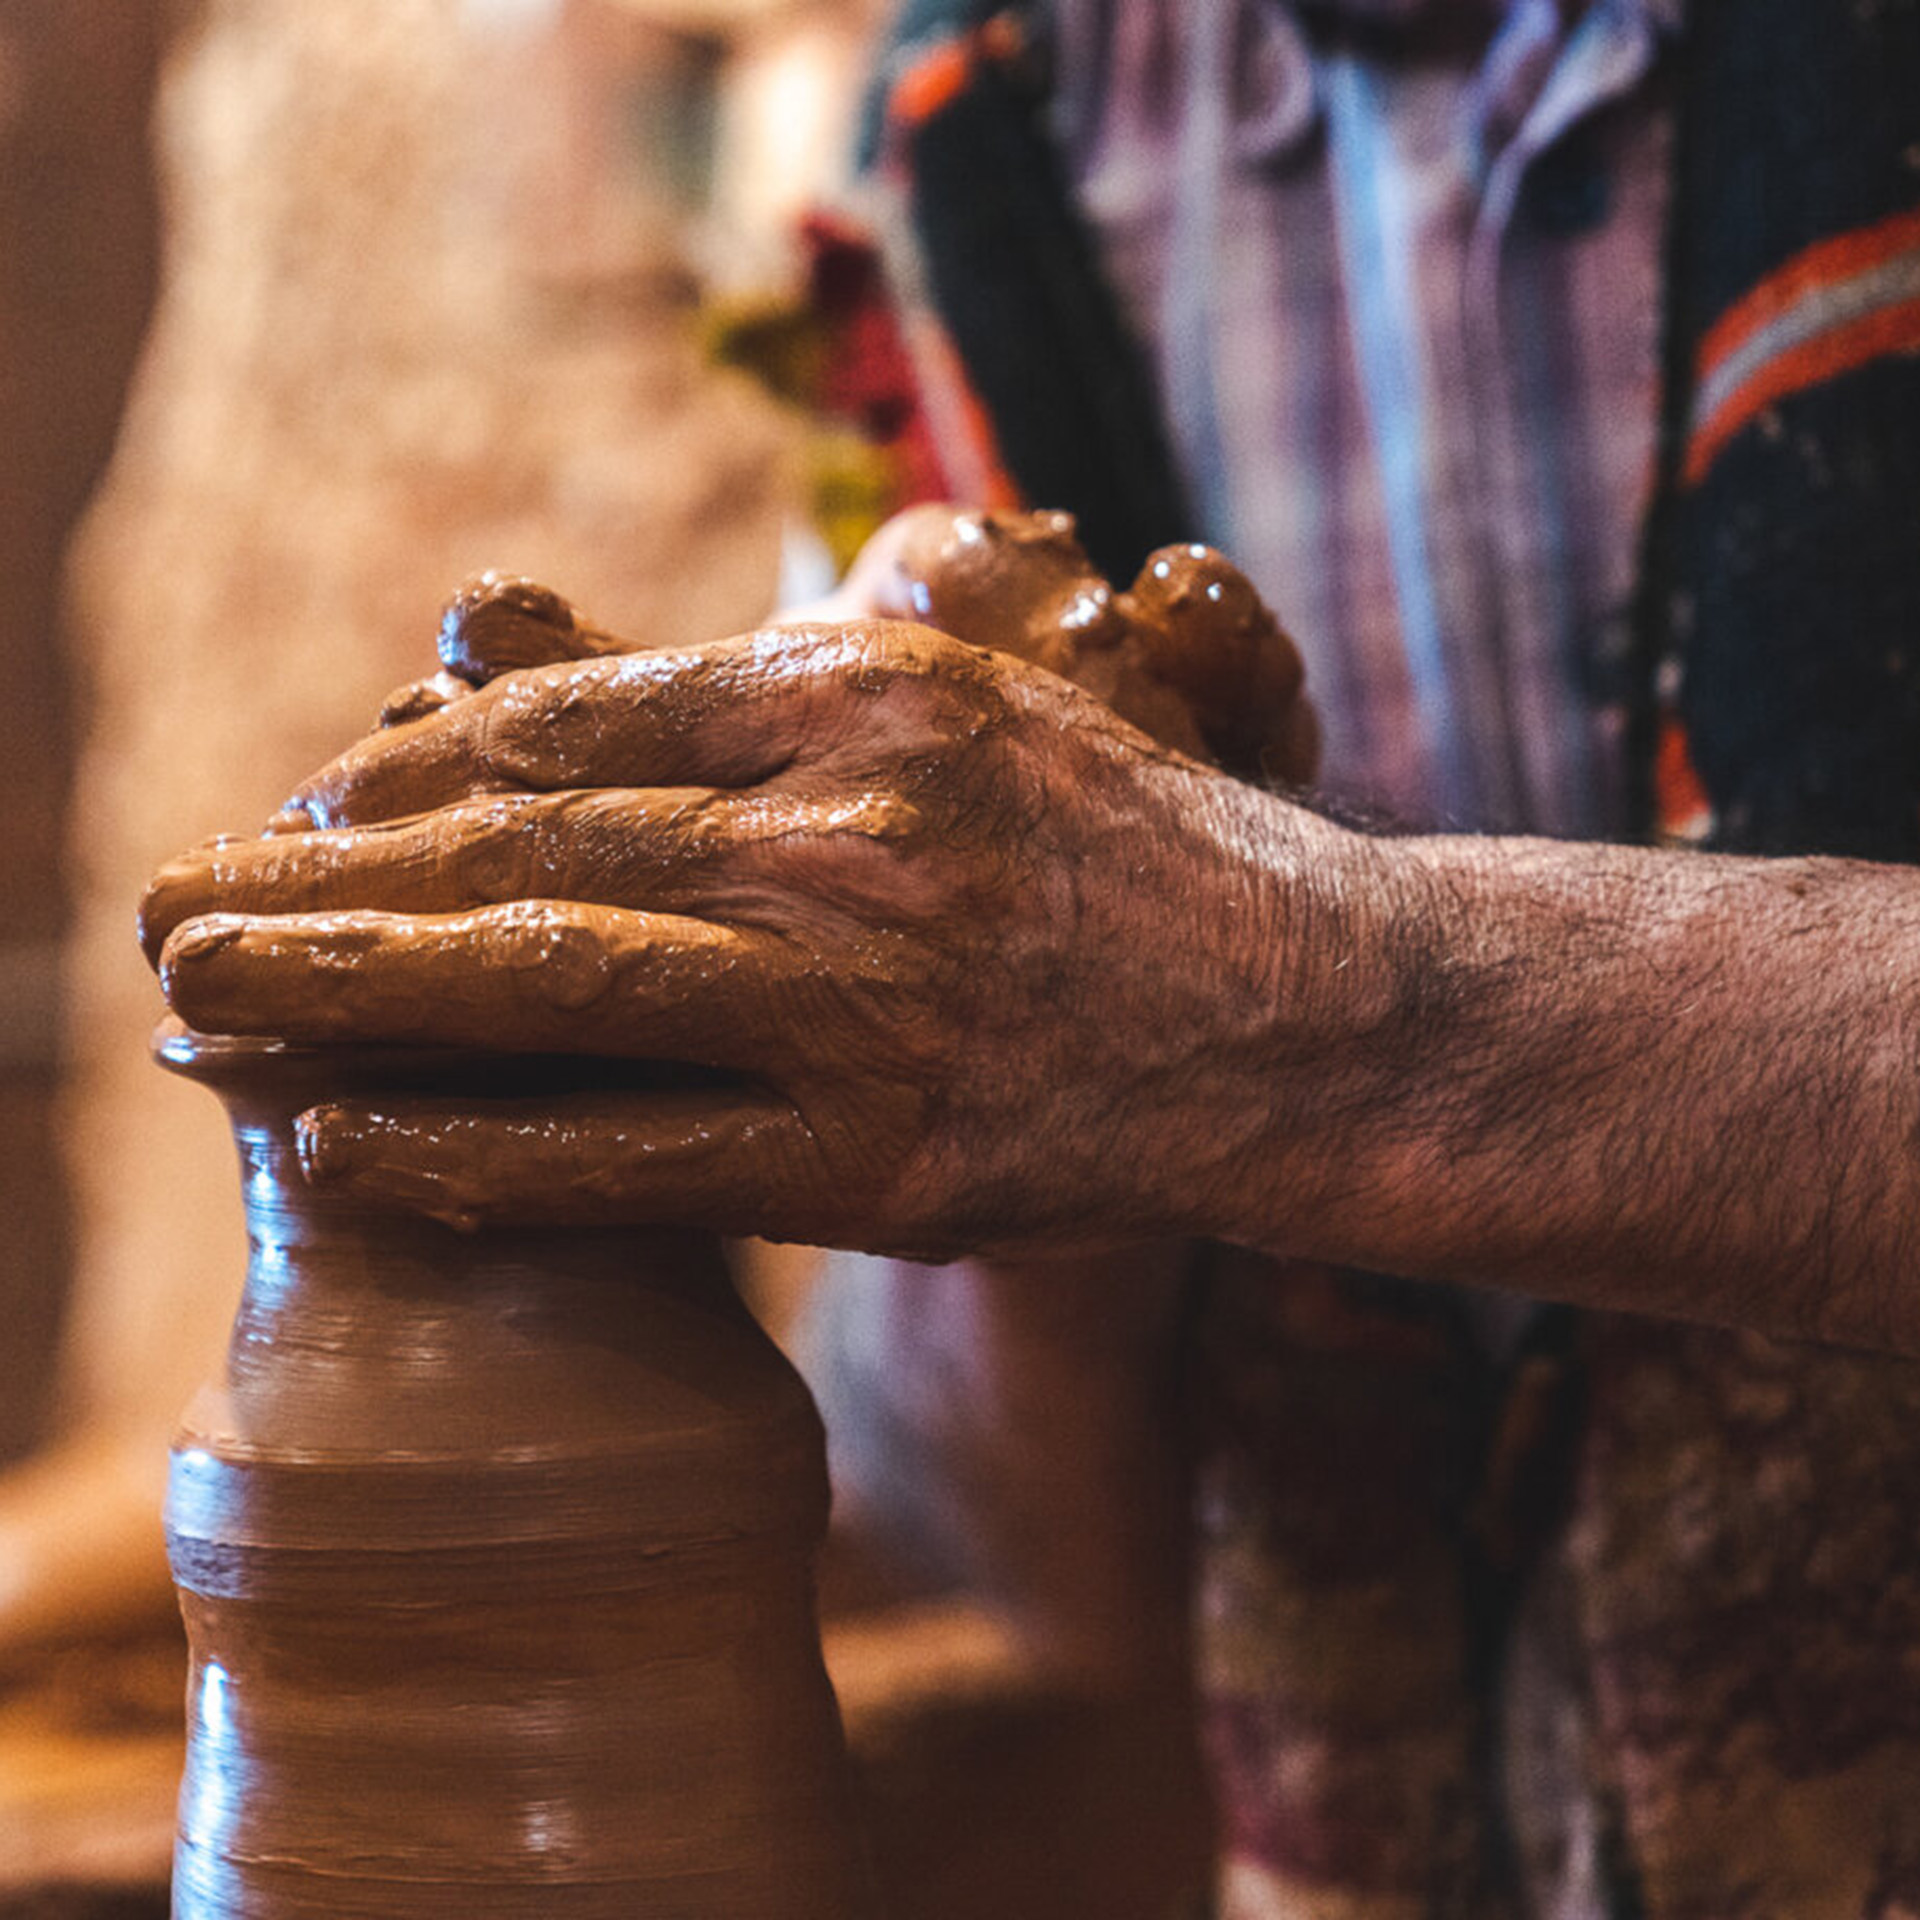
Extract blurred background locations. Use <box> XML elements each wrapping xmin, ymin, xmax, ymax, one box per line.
<box><xmin>0</xmin><ymin>2</ymin><xmax>1206</xmax><ymax>1913</ymax></box>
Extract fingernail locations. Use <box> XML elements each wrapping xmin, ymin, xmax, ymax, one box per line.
<box><xmin>379</xmin><ymin>679</ymin><xmax>451</xmax><ymax>728</ymax></box>
<box><xmin>509</xmin><ymin>911</ymin><xmax>611</xmax><ymax>1010</ymax></box>
<box><xmin>136</xmin><ymin>869</ymin><xmax>188</xmax><ymax>964</ymax></box>
<box><xmin>295</xmin><ymin>1112</ymin><xmax>482</xmax><ymax>1232</ymax></box>
<box><xmin>159</xmin><ymin>915</ymin><xmax>248</xmax><ymax>978</ymax></box>
<box><xmin>265</xmin><ymin>805</ymin><xmax>314</xmax><ymax>837</ymax></box>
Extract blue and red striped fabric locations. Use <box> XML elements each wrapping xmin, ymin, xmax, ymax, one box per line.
<box><xmin>1651</xmin><ymin>2</ymin><xmax>1920</xmax><ymax>859</ymax></box>
<box><xmin>1685</xmin><ymin>203</ymin><xmax>1920</xmax><ymax>487</ymax></box>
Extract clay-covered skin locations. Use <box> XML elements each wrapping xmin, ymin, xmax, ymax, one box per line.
<box><xmin>376</xmin><ymin>510</ymin><xmax>1317</xmax><ymax>785</ymax></box>
<box><xmin>826</xmin><ymin>506</ymin><xmax>1317</xmax><ymax>785</ymax></box>
<box><xmin>362</xmin><ymin>570</ymin><xmax>629</xmax><ymax>736</ymax></box>
<box><xmin>136</xmin><ymin>516</ymin><xmax>1920</xmax><ymax>1350</ymax></box>
<box><xmin>140</xmin><ymin>610</ymin><xmax>1354</xmax><ymax>1259</ymax></box>
<box><xmin>143</xmin><ymin>511</ymin><xmax>1328</xmax><ymax>1258</ymax></box>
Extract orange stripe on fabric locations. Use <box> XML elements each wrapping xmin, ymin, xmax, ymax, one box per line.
<box><xmin>888</xmin><ymin>40</ymin><xmax>973</xmax><ymax>129</ymax></box>
<box><xmin>1685</xmin><ymin>295</ymin><xmax>1920</xmax><ymax>486</ymax></box>
<box><xmin>1653</xmin><ymin>713</ymin><xmax>1713</xmax><ymax>844</ymax></box>
<box><xmin>1698</xmin><ymin>202</ymin><xmax>1920</xmax><ymax>384</ymax></box>
<box><xmin>908</xmin><ymin>318</ymin><xmax>1023</xmax><ymax>508</ymax></box>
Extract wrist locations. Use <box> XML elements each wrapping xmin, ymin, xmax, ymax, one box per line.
<box><xmin>1171</xmin><ymin>810</ymin><xmax>1920</xmax><ymax>1351</ymax></box>
<box><xmin>1176</xmin><ymin>789</ymin><xmax>1454</xmax><ymax>1258</ymax></box>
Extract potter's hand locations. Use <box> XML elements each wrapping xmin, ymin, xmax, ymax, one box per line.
<box><xmin>811</xmin><ymin>505</ymin><xmax>1318</xmax><ymax>786</ymax></box>
<box><xmin>141</xmin><ymin>621</ymin><xmax>1346</xmax><ymax>1257</ymax></box>
<box><xmin>142</xmin><ymin>599</ymin><xmax>1920</xmax><ymax>1350</ymax></box>
<box><xmin>142</xmin><ymin>629</ymin><xmax>1920</xmax><ymax>1348</ymax></box>
<box><xmin>349</xmin><ymin>507</ymin><xmax>1320</xmax><ymax>790</ymax></box>
<box><xmin>299</xmin><ymin>574</ymin><xmax>639</xmax><ymax>771</ymax></box>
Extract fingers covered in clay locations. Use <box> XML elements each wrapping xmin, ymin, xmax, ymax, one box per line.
<box><xmin>279</xmin><ymin>623</ymin><xmax>942</xmax><ymax>830</ymax></box>
<box><xmin>832</xmin><ymin>506</ymin><xmax>1315</xmax><ymax>783</ymax></box>
<box><xmin>256</xmin><ymin>578</ymin><xmax>641</xmax><ymax>842</ymax></box>
<box><xmin>157</xmin><ymin>902</ymin><xmax>786</xmax><ymax>1069</ymax></box>
<box><xmin>145</xmin><ymin>788</ymin><xmax>725</xmax><ymax>964</ymax></box>
<box><xmin>376</xmin><ymin>668</ymin><xmax>469</xmax><ymax>730</ymax></box>
<box><xmin>282</xmin><ymin>518</ymin><xmax>1308</xmax><ymax>843</ymax></box>
<box><xmin>143</xmin><ymin>607</ymin><xmax>1337</xmax><ymax>1258</ymax></box>
<box><xmin>1127</xmin><ymin>544</ymin><xmax>1314</xmax><ymax>783</ymax></box>
<box><xmin>436</xmin><ymin>571</ymin><xmax>631</xmax><ymax>686</ymax></box>
<box><xmin>848</xmin><ymin>505</ymin><xmax>1094</xmax><ymax>645</ymax></box>
<box><xmin>294</xmin><ymin>1089</ymin><xmax>834</xmax><ymax>1237</ymax></box>
<box><xmin>139</xmin><ymin>785</ymin><xmax>936</xmax><ymax>965</ymax></box>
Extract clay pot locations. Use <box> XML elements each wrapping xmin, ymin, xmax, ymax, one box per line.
<box><xmin>156</xmin><ymin>1020</ymin><xmax>871</xmax><ymax>1917</ymax></box>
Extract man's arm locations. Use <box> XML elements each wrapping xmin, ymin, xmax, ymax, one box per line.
<box><xmin>139</xmin><ymin>622</ymin><xmax>1920</xmax><ymax>1355</ymax></box>
<box><xmin>1219</xmin><ymin>827</ymin><xmax>1920</xmax><ymax>1353</ymax></box>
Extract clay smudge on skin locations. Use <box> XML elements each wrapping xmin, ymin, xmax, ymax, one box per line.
<box><xmin>437</xmin><ymin>570</ymin><xmax>630</xmax><ymax>685</ymax></box>
<box><xmin>838</xmin><ymin>506</ymin><xmax>1316</xmax><ymax>785</ymax></box>
<box><xmin>292</xmin><ymin>1086</ymin><xmax>817</xmax><ymax>1236</ymax></box>
<box><xmin>143</xmin><ymin>522</ymin><xmax>1321</xmax><ymax>1269</ymax></box>
<box><xmin>157</xmin><ymin>899</ymin><xmax>780</xmax><ymax>1071</ymax></box>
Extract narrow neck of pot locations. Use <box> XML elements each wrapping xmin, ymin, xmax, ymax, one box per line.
<box><xmin>156</xmin><ymin>1021</ymin><xmax>796</xmax><ymax>1482</ymax></box>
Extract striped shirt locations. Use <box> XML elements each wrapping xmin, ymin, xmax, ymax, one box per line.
<box><xmin>1048</xmin><ymin>9</ymin><xmax>1685</xmax><ymax>1914</ymax></box>
<box><xmin>1053</xmin><ymin>0</ymin><xmax>1679</xmax><ymax>838</ymax></box>
<box><xmin>860</xmin><ymin>6</ymin><xmax>1920</xmax><ymax>1913</ymax></box>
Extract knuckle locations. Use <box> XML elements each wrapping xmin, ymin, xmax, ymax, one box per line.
<box><xmin>856</xmin><ymin>792</ymin><xmax>924</xmax><ymax>843</ymax></box>
<box><xmin>790</xmin><ymin>789</ymin><xmax>924</xmax><ymax>849</ymax></box>
<box><xmin>477</xmin><ymin>660</ymin><xmax>620</xmax><ymax>787</ymax></box>
<box><xmin>378</xmin><ymin>674</ymin><xmax>457</xmax><ymax>728</ymax></box>
<box><xmin>454</xmin><ymin>796</ymin><xmax>541</xmax><ymax>903</ymax></box>
<box><xmin>476</xmin><ymin>674</ymin><xmax>570</xmax><ymax>787</ymax></box>
<box><xmin>494</xmin><ymin>900</ymin><xmax>611</xmax><ymax>1011</ymax></box>
<box><xmin>622</xmin><ymin>791</ymin><xmax>730</xmax><ymax>893</ymax></box>
<box><xmin>675</xmin><ymin>790</ymin><xmax>734</xmax><ymax>852</ymax></box>
<box><xmin>803</xmin><ymin>625</ymin><xmax>1015</xmax><ymax>756</ymax></box>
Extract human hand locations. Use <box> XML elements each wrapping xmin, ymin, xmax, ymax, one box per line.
<box><xmin>141</xmin><ymin>618</ymin><xmax>1361</xmax><ymax>1258</ymax></box>
<box><xmin>307</xmin><ymin>574</ymin><xmax>637</xmax><ymax>774</ymax></box>
<box><xmin>357</xmin><ymin>504</ymin><xmax>1318</xmax><ymax>785</ymax></box>
<box><xmin>792</xmin><ymin>504</ymin><xmax>1317</xmax><ymax>786</ymax></box>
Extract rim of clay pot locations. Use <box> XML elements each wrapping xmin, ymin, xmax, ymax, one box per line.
<box><xmin>153</xmin><ymin>1014</ymin><xmax>480</xmax><ymax>1092</ymax></box>
<box><xmin>152</xmin><ymin>1015</ymin><xmax>729</xmax><ymax>1104</ymax></box>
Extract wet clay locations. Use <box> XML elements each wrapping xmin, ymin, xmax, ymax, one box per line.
<box><xmin>432</xmin><ymin>511</ymin><xmax>1317</xmax><ymax>785</ymax></box>
<box><xmin>837</xmin><ymin>506</ymin><xmax>1318</xmax><ymax>784</ymax></box>
<box><xmin>155</xmin><ymin>1021</ymin><xmax>872</xmax><ymax>1918</ymax></box>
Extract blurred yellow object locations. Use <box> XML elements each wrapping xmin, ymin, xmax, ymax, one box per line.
<box><xmin>704</xmin><ymin>290</ymin><xmax>831</xmax><ymax>407</ymax></box>
<box><xmin>809</xmin><ymin>431</ymin><xmax>897</xmax><ymax>573</ymax></box>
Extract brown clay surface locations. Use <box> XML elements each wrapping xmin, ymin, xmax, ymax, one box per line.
<box><xmin>837</xmin><ymin>505</ymin><xmax>1318</xmax><ymax>784</ymax></box>
<box><xmin>157</xmin><ymin>1023</ymin><xmax>872</xmax><ymax>1918</ymax></box>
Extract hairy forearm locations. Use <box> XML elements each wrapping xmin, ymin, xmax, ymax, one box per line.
<box><xmin>1230</xmin><ymin>821</ymin><xmax>1920</xmax><ymax>1352</ymax></box>
<box><xmin>139</xmin><ymin>603</ymin><xmax>1920</xmax><ymax>1352</ymax></box>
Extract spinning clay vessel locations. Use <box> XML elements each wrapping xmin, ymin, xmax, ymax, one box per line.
<box><xmin>157</xmin><ymin>1021</ymin><xmax>871</xmax><ymax>1918</ymax></box>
